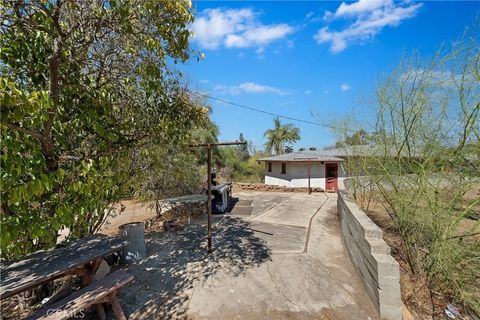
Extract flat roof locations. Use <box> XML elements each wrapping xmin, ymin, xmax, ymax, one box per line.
<box><xmin>259</xmin><ymin>145</ymin><xmax>420</xmax><ymax>162</ymax></box>
<box><xmin>259</xmin><ymin>153</ymin><xmax>344</xmax><ymax>162</ymax></box>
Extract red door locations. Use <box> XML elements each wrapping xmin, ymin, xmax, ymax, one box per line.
<box><xmin>325</xmin><ymin>163</ymin><xmax>338</xmax><ymax>191</ymax></box>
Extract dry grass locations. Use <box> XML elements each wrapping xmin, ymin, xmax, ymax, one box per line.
<box><xmin>355</xmin><ymin>186</ymin><xmax>480</xmax><ymax>319</ymax></box>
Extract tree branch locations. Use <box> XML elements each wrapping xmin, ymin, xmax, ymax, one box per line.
<box><xmin>2</xmin><ymin>122</ymin><xmax>44</xmax><ymax>140</ymax></box>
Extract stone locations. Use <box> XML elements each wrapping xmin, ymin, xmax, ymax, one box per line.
<box><xmin>94</xmin><ymin>259</ymin><xmax>111</xmax><ymax>280</ymax></box>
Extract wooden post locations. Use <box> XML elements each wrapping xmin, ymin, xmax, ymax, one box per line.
<box><xmin>207</xmin><ymin>144</ymin><xmax>212</xmax><ymax>254</ymax></box>
<box><xmin>80</xmin><ymin>258</ymin><xmax>107</xmax><ymax>319</ymax></box>
<box><xmin>294</xmin><ymin>157</ymin><xmax>316</xmax><ymax>194</ymax></box>
<box><xmin>307</xmin><ymin>162</ymin><xmax>311</xmax><ymax>194</ymax></box>
<box><xmin>95</xmin><ymin>304</ymin><xmax>107</xmax><ymax>320</ymax></box>
<box><xmin>109</xmin><ymin>291</ymin><xmax>127</xmax><ymax>320</ymax></box>
<box><xmin>188</xmin><ymin>140</ymin><xmax>246</xmax><ymax>254</ymax></box>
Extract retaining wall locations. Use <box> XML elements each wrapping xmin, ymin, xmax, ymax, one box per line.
<box><xmin>337</xmin><ymin>191</ymin><xmax>402</xmax><ymax>320</ymax></box>
<box><xmin>232</xmin><ymin>182</ymin><xmax>324</xmax><ymax>193</ymax></box>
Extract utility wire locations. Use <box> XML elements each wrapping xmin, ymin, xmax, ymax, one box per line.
<box><xmin>190</xmin><ymin>91</ymin><xmax>337</xmax><ymax>129</ymax></box>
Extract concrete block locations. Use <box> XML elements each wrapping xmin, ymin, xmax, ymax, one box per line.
<box><xmin>338</xmin><ymin>192</ymin><xmax>402</xmax><ymax>320</ymax></box>
<box><xmin>374</xmin><ymin>254</ymin><xmax>400</xmax><ymax>279</ymax></box>
<box><xmin>380</xmin><ymin>304</ymin><xmax>403</xmax><ymax>320</ymax></box>
<box><xmin>367</xmin><ymin>238</ymin><xmax>391</xmax><ymax>255</ymax></box>
<box><xmin>379</xmin><ymin>284</ymin><xmax>402</xmax><ymax>306</ymax></box>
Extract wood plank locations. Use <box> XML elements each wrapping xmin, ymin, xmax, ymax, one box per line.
<box><xmin>109</xmin><ymin>292</ymin><xmax>127</xmax><ymax>320</ymax></box>
<box><xmin>29</xmin><ymin>270</ymin><xmax>133</xmax><ymax>320</ymax></box>
<box><xmin>95</xmin><ymin>303</ymin><xmax>107</xmax><ymax>320</ymax></box>
<box><xmin>0</xmin><ymin>235</ymin><xmax>127</xmax><ymax>299</ymax></box>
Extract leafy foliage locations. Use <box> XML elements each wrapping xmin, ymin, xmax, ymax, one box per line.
<box><xmin>264</xmin><ymin>117</ymin><xmax>300</xmax><ymax>155</ymax></box>
<box><xmin>335</xmin><ymin>129</ymin><xmax>376</xmax><ymax>147</ymax></box>
<box><xmin>236</xmin><ymin>133</ymin><xmax>250</xmax><ymax>161</ymax></box>
<box><xmin>0</xmin><ymin>0</ymin><xmax>207</xmax><ymax>259</ymax></box>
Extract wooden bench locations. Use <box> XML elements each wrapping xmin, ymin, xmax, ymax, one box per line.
<box><xmin>29</xmin><ymin>270</ymin><xmax>134</xmax><ymax>320</ymax></box>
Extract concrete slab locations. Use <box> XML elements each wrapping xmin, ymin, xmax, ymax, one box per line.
<box><xmin>235</xmin><ymin>199</ymin><xmax>253</xmax><ymax>206</ymax></box>
<box><xmin>230</xmin><ymin>206</ymin><xmax>253</xmax><ymax>216</ymax></box>
<box><xmin>188</xmin><ymin>254</ymin><xmax>364</xmax><ymax>319</ymax></box>
<box><xmin>118</xmin><ymin>191</ymin><xmax>379</xmax><ymax>320</ymax></box>
<box><xmin>248</xmin><ymin>221</ymin><xmax>306</xmax><ymax>253</ymax></box>
<box><xmin>251</xmin><ymin>193</ymin><xmax>328</xmax><ymax>228</ymax></box>
<box><xmin>234</xmin><ymin>192</ymin><xmax>293</xmax><ymax>216</ymax></box>
<box><xmin>184</xmin><ymin>193</ymin><xmax>378</xmax><ymax>320</ymax></box>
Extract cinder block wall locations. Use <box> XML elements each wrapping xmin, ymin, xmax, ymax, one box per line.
<box><xmin>337</xmin><ymin>192</ymin><xmax>402</xmax><ymax>320</ymax></box>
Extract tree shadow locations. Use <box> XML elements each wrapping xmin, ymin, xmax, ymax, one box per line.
<box><xmin>116</xmin><ymin>216</ymin><xmax>271</xmax><ymax>319</ymax></box>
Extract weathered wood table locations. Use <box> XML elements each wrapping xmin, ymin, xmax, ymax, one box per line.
<box><xmin>0</xmin><ymin>235</ymin><xmax>127</xmax><ymax>318</ymax></box>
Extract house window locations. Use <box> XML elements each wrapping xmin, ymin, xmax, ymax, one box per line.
<box><xmin>268</xmin><ymin>162</ymin><xmax>272</xmax><ymax>172</ymax></box>
<box><xmin>281</xmin><ymin>163</ymin><xmax>287</xmax><ymax>174</ymax></box>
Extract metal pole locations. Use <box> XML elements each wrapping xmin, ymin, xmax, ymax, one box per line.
<box><xmin>207</xmin><ymin>144</ymin><xmax>212</xmax><ymax>253</ymax></box>
<box><xmin>188</xmin><ymin>140</ymin><xmax>246</xmax><ymax>254</ymax></box>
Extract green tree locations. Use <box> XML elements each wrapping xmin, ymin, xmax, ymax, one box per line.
<box><xmin>284</xmin><ymin>145</ymin><xmax>294</xmax><ymax>153</ymax></box>
<box><xmin>264</xmin><ymin>117</ymin><xmax>300</xmax><ymax>155</ymax></box>
<box><xmin>0</xmin><ymin>0</ymin><xmax>204</xmax><ymax>259</ymax></box>
<box><xmin>236</xmin><ymin>133</ymin><xmax>250</xmax><ymax>161</ymax></box>
<box><xmin>335</xmin><ymin>129</ymin><xmax>374</xmax><ymax>147</ymax></box>
<box><xmin>189</xmin><ymin>106</ymin><xmax>224</xmax><ymax>166</ymax></box>
<box><xmin>236</xmin><ymin>151</ymin><xmax>268</xmax><ymax>183</ymax></box>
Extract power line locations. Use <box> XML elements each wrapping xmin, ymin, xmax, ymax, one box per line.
<box><xmin>190</xmin><ymin>91</ymin><xmax>337</xmax><ymax>129</ymax></box>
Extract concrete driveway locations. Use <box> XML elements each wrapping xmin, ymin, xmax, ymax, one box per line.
<box><xmin>119</xmin><ymin>192</ymin><xmax>378</xmax><ymax>320</ymax></box>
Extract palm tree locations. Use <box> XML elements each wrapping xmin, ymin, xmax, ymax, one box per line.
<box><xmin>264</xmin><ymin>117</ymin><xmax>300</xmax><ymax>155</ymax></box>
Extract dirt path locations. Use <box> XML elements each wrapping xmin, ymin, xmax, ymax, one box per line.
<box><xmin>99</xmin><ymin>200</ymin><xmax>156</xmax><ymax>236</ymax></box>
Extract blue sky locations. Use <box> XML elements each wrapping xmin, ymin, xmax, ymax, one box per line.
<box><xmin>180</xmin><ymin>1</ymin><xmax>479</xmax><ymax>150</ymax></box>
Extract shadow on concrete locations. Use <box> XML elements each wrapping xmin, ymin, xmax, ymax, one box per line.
<box><xmin>117</xmin><ymin>216</ymin><xmax>271</xmax><ymax>319</ymax></box>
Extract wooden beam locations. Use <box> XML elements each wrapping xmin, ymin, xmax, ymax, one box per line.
<box><xmin>29</xmin><ymin>271</ymin><xmax>133</xmax><ymax>320</ymax></box>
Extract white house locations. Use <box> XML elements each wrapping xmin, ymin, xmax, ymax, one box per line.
<box><xmin>259</xmin><ymin>148</ymin><xmax>353</xmax><ymax>191</ymax></box>
<box><xmin>259</xmin><ymin>145</ymin><xmax>422</xmax><ymax>191</ymax></box>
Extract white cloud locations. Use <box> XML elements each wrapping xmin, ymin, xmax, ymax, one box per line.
<box><xmin>304</xmin><ymin>90</ymin><xmax>312</xmax><ymax>95</ymax></box>
<box><xmin>331</xmin><ymin>0</ymin><xmax>388</xmax><ymax>18</ymax></box>
<box><xmin>340</xmin><ymin>83</ymin><xmax>351</xmax><ymax>91</ymax></box>
<box><xmin>315</xmin><ymin>0</ymin><xmax>422</xmax><ymax>53</ymax></box>
<box><xmin>191</xmin><ymin>8</ymin><xmax>294</xmax><ymax>50</ymax></box>
<box><xmin>215</xmin><ymin>82</ymin><xmax>291</xmax><ymax>96</ymax></box>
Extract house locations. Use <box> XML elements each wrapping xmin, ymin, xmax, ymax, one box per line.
<box><xmin>259</xmin><ymin>146</ymin><xmax>374</xmax><ymax>191</ymax></box>
<box><xmin>259</xmin><ymin>145</ymin><xmax>424</xmax><ymax>191</ymax></box>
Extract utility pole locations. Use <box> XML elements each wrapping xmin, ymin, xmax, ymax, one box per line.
<box><xmin>189</xmin><ymin>141</ymin><xmax>247</xmax><ymax>253</ymax></box>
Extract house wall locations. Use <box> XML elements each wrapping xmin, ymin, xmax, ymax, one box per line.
<box><xmin>264</xmin><ymin>161</ymin><xmax>347</xmax><ymax>189</ymax></box>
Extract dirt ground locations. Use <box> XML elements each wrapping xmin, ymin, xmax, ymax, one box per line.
<box><xmin>99</xmin><ymin>199</ymin><xmax>156</xmax><ymax>236</ymax></box>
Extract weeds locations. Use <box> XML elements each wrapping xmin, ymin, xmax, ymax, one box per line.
<box><xmin>341</xmin><ymin>27</ymin><xmax>480</xmax><ymax>316</ymax></box>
